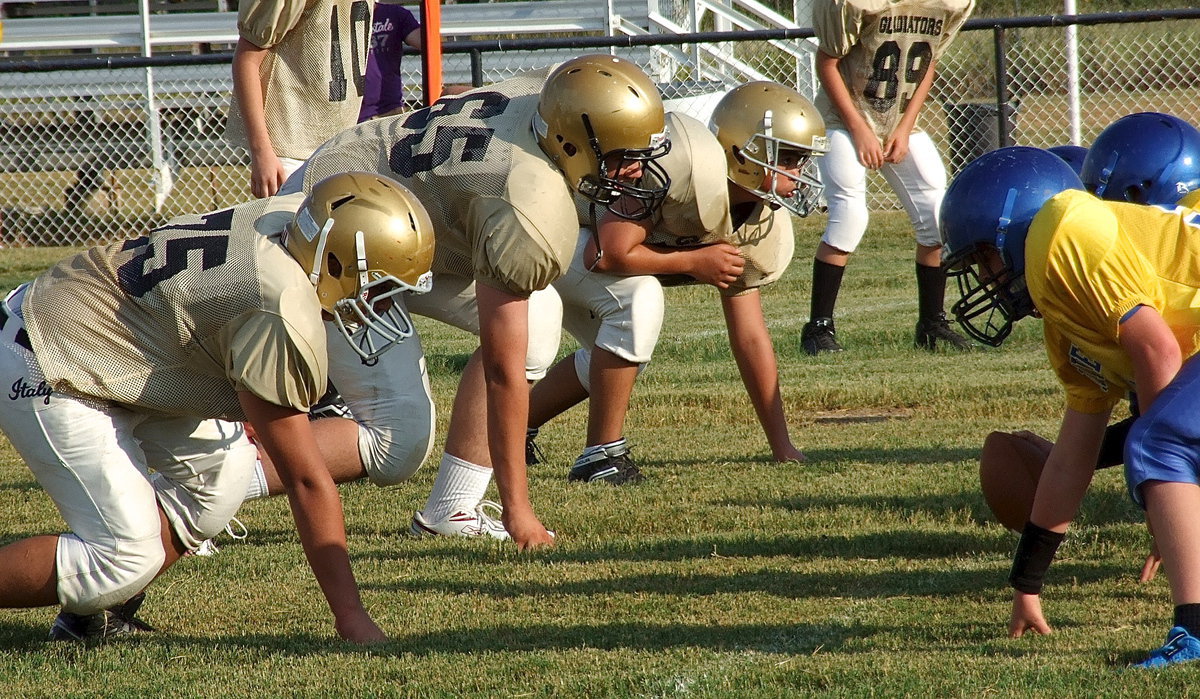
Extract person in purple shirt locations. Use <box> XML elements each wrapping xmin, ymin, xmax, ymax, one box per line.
<box><xmin>358</xmin><ymin>3</ymin><xmax>423</xmax><ymax>122</ymax></box>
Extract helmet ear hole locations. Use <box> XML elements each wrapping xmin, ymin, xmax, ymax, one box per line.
<box><xmin>731</xmin><ymin>145</ymin><xmax>746</xmax><ymax>165</ymax></box>
<box><xmin>563</xmin><ymin>142</ymin><xmax>577</xmax><ymax>157</ymax></box>
<box><xmin>327</xmin><ymin>252</ymin><xmax>343</xmax><ymax>278</ymax></box>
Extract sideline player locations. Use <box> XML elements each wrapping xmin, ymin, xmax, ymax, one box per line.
<box><xmin>526</xmin><ymin>82</ymin><xmax>827</xmax><ymax>482</ymax></box>
<box><xmin>941</xmin><ymin>146</ymin><xmax>1200</xmax><ymax>668</ymax></box>
<box><xmin>800</xmin><ymin>0</ymin><xmax>974</xmax><ymax>355</ymax></box>
<box><xmin>228</xmin><ymin>0</ymin><xmax>373</xmax><ymax>197</ymax></box>
<box><xmin>0</xmin><ymin>172</ymin><xmax>433</xmax><ymax>644</ymax></box>
<box><xmin>280</xmin><ymin>55</ymin><xmax>672</xmax><ymax>547</ymax></box>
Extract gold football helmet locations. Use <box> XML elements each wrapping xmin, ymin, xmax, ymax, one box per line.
<box><xmin>709</xmin><ymin>81</ymin><xmax>828</xmax><ymax>217</ymax></box>
<box><xmin>534</xmin><ymin>54</ymin><xmax>671</xmax><ymax>220</ymax></box>
<box><xmin>284</xmin><ymin>172</ymin><xmax>435</xmax><ymax>362</ymax></box>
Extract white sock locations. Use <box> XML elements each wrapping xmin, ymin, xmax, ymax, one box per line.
<box><xmin>243</xmin><ymin>459</ymin><xmax>269</xmax><ymax>501</ymax></box>
<box><xmin>421</xmin><ymin>453</ymin><xmax>493</xmax><ymax>521</ymax></box>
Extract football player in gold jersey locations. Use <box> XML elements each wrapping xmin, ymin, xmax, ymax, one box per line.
<box><xmin>228</xmin><ymin>0</ymin><xmax>374</xmax><ymax>197</ymax></box>
<box><xmin>942</xmin><ymin>147</ymin><xmax>1200</xmax><ymax>668</ymax></box>
<box><xmin>284</xmin><ymin>55</ymin><xmax>671</xmax><ymax>548</ymax></box>
<box><xmin>0</xmin><ymin>173</ymin><xmax>432</xmax><ymax>644</ymax></box>
<box><xmin>526</xmin><ymin>82</ymin><xmax>827</xmax><ymax>483</ymax></box>
<box><xmin>801</xmin><ymin>0</ymin><xmax>974</xmax><ymax>355</ymax></box>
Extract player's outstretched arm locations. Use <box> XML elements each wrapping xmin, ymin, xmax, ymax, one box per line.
<box><xmin>238</xmin><ymin>391</ymin><xmax>387</xmax><ymax>644</ymax></box>
<box><xmin>720</xmin><ymin>291</ymin><xmax>804</xmax><ymax>462</ymax></box>
<box><xmin>475</xmin><ymin>284</ymin><xmax>555</xmax><ymax>550</ymax></box>
<box><xmin>1007</xmin><ymin>408</ymin><xmax>1109</xmax><ymax>637</ymax></box>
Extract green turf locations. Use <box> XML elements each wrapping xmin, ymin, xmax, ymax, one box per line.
<box><xmin>0</xmin><ymin>212</ymin><xmax>1186</xmax><ymax>696</ymax></box>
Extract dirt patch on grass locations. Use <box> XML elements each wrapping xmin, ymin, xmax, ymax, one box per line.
<box><xmin>810</xmin><ymin>407</ymin><xmax>914</xmax><ymax>424</ymax></box>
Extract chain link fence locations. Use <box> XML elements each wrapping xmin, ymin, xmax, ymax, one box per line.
<box><xmin>0</xmin><ymin>11</ymin><xmax>1198</xmax><ymax>246</ymax></box>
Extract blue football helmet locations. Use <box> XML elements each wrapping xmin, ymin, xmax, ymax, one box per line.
<box><xmin>940</xmin><ymin>147</ymin><xmax>1086</xmax><ymax>346</ymax></box>
<box><xmin>1046</xmin><ymin>144</ymin><xmax>1087</xmax><ymax>176</ymax></box>
<box><xmin>1081</xmin><ymin>112</ymin><xmax>1200</xmax><ymax>206</ymax></box>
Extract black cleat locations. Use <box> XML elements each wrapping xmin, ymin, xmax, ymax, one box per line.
<box><xmin>48</xmin><ymin>592</ymin><xmax>155</xmax><ymax>642</ymax></box>
<box><xmin>525</xmin><ymin>428</ymin><xmax>545</xmax><ymax>466</ymax></box>
<box><xmin>915</xmin><ymin>313</ymin><xmax>972</xmax><ymax>352</ymax></box>
<box><xmin>568</xmin><ymin>452</ymin><xmax>643</xmax><ymax>485</ymax></box>
<box><xmin>800</xmin><ymin>317</ymin><xmax>844</xmax><ymax>356</ymax></box>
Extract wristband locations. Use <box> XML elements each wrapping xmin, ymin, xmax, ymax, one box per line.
<box><xmin>1009</xmin><ymin>521</ymin><xmax>1065</xmax><ymax>594</ymax></box>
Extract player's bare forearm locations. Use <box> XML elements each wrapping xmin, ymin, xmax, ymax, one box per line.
<box><xmin>721</xmin><ymin>292</ymin><xmax>804</xmax><ymax>462</ymax></box>
<box><xmin>238</xmin><ymin>392</ymin><xmax>385</xmax><ymax>642</ymax></box>
<box><xmin>1029</xmin><ymin>409</ymin><xmax>1111</xmax><ymax>532</ymax></box>
<box><xmin>475</xmin><ymin>284</ymin><xmax>554</xmax><ymax>548</ymax></box>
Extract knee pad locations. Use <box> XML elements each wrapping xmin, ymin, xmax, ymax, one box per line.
<box><xmin>589</xmin><ymin>274</ymin><xmax>665</xmax><ymax>365</ymax></box>
<box><xmin>56</xmin><ymin>532</ymin><xmax>164</xmax><ymax>614</ymax></box>
<box><xmin>359</xmin><ymin>395</ymin><xmax>436</xmax><ymax>486</ymax></box>
<box><xmin>526</xmin><ymin>286</ymin><xmax>564</xmax><ymax>381</ymax></box>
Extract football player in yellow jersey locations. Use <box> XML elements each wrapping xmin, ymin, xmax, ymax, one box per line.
<box><xmin>974</xmin><ymin>113</ymin><xmax>1200</xmax><ymax>572</ymax></box>
<box><xmin>941</xmin><ymin>146</ymin><xmax>1200</xmax><ymax>668</ymax></box>
<box><xmin>526</xmin><ymin>82</ymin><xmax>827</xmax><ymax>482</ymax></box>
<box><xmin>0</xmin><ymin>173</ymin><xmax>432</xmax><ymax>645</ymax></box>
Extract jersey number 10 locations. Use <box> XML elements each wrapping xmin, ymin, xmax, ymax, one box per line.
<box><xmin>328</xmin><ymin>0</ymin><xmax>372</xmax><ymax>102</ymax></box>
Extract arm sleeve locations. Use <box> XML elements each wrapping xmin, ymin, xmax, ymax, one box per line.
<box><xmin>238</xmin><ymin>0</ymin><xmax>310</xmax><ymax>49</ymax></box>
<box><xmin>812</xmin><ymin>0</ymin><xmax>861</xmax><ymax>58</ymax></box>
<box><xmin>226</xmin><ymin>311</ymin><xmax>327</xmax><ymax>412</ymax></box>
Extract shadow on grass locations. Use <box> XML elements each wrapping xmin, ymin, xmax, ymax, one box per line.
<box><xmin>363</xmin><ymin>559</ymin><xmax>1124</xmax><ymax>602</ymax></box>
<box><xmin>631</xmin><ymin>444</ymin><xmax>982</xmax><ymax>470</ymax></box>
<box><xmin>0</xmin><ymin>619</ymin><xmax>876</xmax><ymax>657</ymax></box>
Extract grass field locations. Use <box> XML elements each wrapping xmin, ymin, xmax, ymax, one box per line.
<box><xmin>0</xmin><ymin>212</ymin><xmax>1190</xmax><ymax>697</ymax></box>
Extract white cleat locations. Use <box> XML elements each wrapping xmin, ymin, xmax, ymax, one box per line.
<box><xmin>410</xmin><ymin>500</ymin><xmax>511</xmax><ymax>540</ymax></box>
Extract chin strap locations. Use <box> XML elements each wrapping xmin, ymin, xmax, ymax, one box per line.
<box><xmin>308</xmin><ymin>218</ymin><xmax>335</xmax><ymax>288</ymax></box>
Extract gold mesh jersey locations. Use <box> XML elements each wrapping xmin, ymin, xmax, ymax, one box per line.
<box><xmin>299</xmin><ymin>68</ymin><xmax>579</xmax><ymax>297</ymax></box>
<box><xmin>22</xmin><ymin>194</ymin><xmax>328</xmax><ymax>420</ymax></box>
<box><xmin>576</xmin><ymin>112</ymin><xmax>793</xmax><ymax>297</ymax></box>
<box><xmin>812</xmin><ymin>0</ymin><xmax>973</xmax><ymax>139</ymax></box>
<box><xmin>226</xmin><ymin>0</ymin><xmax>375</xmax><ymax>160</ymax></box>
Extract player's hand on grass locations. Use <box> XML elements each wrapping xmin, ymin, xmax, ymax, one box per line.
<box><xmin>335</xmin><ymin>609</ymin><xmax>389</xmax><ymax>645</ymax></box>
<box><xmin>689</xmin><ymin>243</ymin><xmax>744</xmax><ymax>289</ymax></box>
<box><xmin>772</xmin><ymin>442</ymin><xmax>807</xmax><ymax>463</ymax></box>
<box><xmin>1008</xmin><ymin>591</ymin><xmax>1052</xmax><ymax>638</ymax></box>
<box><xmin>503</xmin><ymin>510</ymin><xmax>556</xmax><ymax>551</ymax></box>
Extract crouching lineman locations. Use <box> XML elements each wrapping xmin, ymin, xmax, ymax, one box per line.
<box><xmin>975</xmin><ymin>113</ymin><xmax>1200</xmax><ymax>574</ymax></box>
<box><xmin>941</xmin><ymin>146</ymin><xmax>1200</xmax><ymax>668</ymax></box>
<box><xmin>525</xmin><ymin>82</ymin><xmax>827</xmax><ymax>482</ymax></box>
<box><xmin>281</xmin><ymin>55</ymin><xmax>671</xmax><ymax>547</ymax></box>
<box><xmin>0</xmin><ymin>172</ymin><xmax>433</xmax><ymax>644</ymax></box>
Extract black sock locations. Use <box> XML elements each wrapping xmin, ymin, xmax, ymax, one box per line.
<box><xmin>810</xmin><ymin>259</ymin><xmax>845</xmax><ymax>321</ymax></box>
<box><xmin>916</xmin><ymin>263</ymin><xmax>947</xmax><ymax>322</ymax></box>
<box><xmin>1174</xmin><ymin>603</ymin><xmax>1200</xmax><ymax>637</ymax></box>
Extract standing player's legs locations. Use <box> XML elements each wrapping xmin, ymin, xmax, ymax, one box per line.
<box><xmin>1125</xmin><ymin>355</ymin><xmax>1200</xmax><ymax>668</ymax></box>
<box><xmin>406</xmin><ymin>276</ymin><xmax>563</xmax><ymax>538</ymax></box>
<box><xmin>804</xmin><ymin>128</ymin><xmax>867</xmax><ymax>355</ymax></box>
<box><xmin>879</xmin><ymin>131</ymin><xmax>969</xmax><ymax>351</ymax></box>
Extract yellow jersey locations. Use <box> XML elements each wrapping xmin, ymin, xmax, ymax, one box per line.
<box><xmin>1026</xmin><ymin>189</ymin><xmax>1200</xmax><ymax>413</ymax></box>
